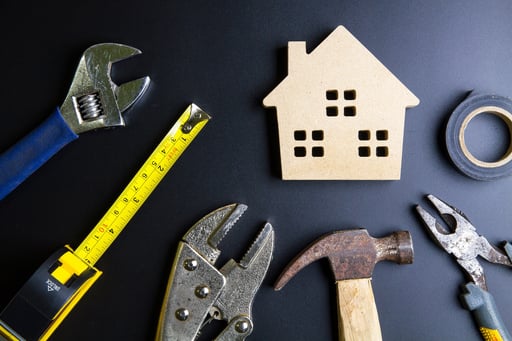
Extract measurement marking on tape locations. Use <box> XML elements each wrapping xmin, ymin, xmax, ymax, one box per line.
<box><xmin>74</xmin><ymin>104</ymin><xmax>210</xmax><ymax>266</ymax></box>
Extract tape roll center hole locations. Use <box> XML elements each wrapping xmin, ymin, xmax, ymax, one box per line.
<box><xmin>463</xmin><ymin>112</ymin><xmax>512</xmax><ymax>163</ymax></box>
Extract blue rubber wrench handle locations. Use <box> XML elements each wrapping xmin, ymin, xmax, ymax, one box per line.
<box><xmin>461</xmin><ymin>283</ymin><xmax>512</xmax><ymax>341</ymax></box>
<box><xmin>0</xmin><ymin>108</ymin><xmax>78</xmax><ymax>200</ymax></box>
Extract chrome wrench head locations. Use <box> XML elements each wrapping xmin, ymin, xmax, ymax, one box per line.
<box><xmin>59</xmin><ymin>43</ymin><xmax>150</xmax><ymax>134</ymax></box>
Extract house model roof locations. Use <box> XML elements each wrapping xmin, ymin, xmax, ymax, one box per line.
<box><xmin>263</xmin><ymin>25</ymin><xmax>419</xmax><ymax>108</ymax></box>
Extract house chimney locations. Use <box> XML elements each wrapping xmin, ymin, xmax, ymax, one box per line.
<box><xmin>288</xmin><ymin>41</ymin><xmax>307</xmax><ymax>74</ymax></box>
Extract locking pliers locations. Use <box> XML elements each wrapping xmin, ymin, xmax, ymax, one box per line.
<box><xmin>0</xmin><ymin>43</ymin><xmax>150</xmax><ymax>200</ymax></box>
<box><xmin>156</xmin><ymin>204</ymin><xmax>274</xmax><ymax>341</ymax></box>
<box><xmin>416</xmin><ymin>194</ymin><xmax>512</xmax><ymax>341</ymax></box>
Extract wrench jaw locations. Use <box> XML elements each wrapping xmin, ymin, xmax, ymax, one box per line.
<box><xmin>115</xmin><ymin>76</ymin><xmax>151</xmax><ymax>113</ymax></box>
<box><xmin>59</xmin><ymin>43</ymin><xmax>150</xmax><ymax>134</ymax></box>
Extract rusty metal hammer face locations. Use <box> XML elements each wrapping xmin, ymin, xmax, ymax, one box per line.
<box><xmin>274</xmin><ymin>229</ymin><xmax>413</xmax><ymax>341</ymax></box>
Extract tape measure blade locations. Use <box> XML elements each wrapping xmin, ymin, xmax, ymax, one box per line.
<box><xmin>74</xmin><ymin>104</ymin><xmax>210</xmax><ymax>266</ymax></box>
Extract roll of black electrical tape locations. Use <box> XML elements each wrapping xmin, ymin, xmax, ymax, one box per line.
<box><xmin>446</xmin><ymin>92</ymin><xmax>512</xmax><ymax>181</ymax></box>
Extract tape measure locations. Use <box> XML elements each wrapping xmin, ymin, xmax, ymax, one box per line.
<box><xmin>75</xmin><ymin>103</ymin><xmax>210</xmax><ymax>266</ymax></box>
<box><xmin>0</xmin><ymin>103</ymin><xmax>211</xmax><ymax>341</ymax></box>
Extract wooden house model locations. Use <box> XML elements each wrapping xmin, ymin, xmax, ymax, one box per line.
<box><xmin>263</xmin><ymin>26</ymin><xmax>420</xmax><ymax>180</ymax></box>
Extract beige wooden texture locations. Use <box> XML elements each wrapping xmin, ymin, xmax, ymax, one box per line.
<box><xmin>336</xmin><ymin>278</ymin><xmax>382</xmax><ymax>341</ymax></box>
<box><xmin>263</xmin><ymin>26</ymin><xmax>419</xmax><ymax>180</ymax></box>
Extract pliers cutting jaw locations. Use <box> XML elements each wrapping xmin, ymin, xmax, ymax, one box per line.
<box><xmin>416</xmin><ymin>194</ymin><xmax>511</xmax><ymax>290</ymax></box>
<box><xmin>156</xmin><ymin>204</ymin><xmax>274</xmax><ymax>341</ymax></box>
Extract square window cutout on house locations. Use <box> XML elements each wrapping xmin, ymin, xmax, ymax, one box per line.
<box><xmin>294</xmin><ymin>130</ymin><xmax>307</xmax><ymax>141</ymax></box>
<box><xmin>312</xmin><ymin>130</ymin><xmax>324</xmax><ymax>141</ymax></box>
<box><xmin>344</xmin><ymin>90</ymin><xmax>356</xmax><ymax>100</ymax></box>
<box><xmin>358</xmin><ymin>146</ymin><xmax>371</xmax><ymax>157</ymax></box>
<box><xmin>326</xmin><ymin>90</ymin><xmax>338</xmax><ymax>100</ymax></box>
<box><xmin>295</xmin><ymin>146</ymin><xmax>307</xmax><ymax>157</ymax></box>
<box><xmin>344</xmin><ymin>106</ymin><xmax>356</xmax><ymax>116</ymax></box>
<box><xmin>376</xmin><ymin>130</ymin><xmax>388</xmax><ymax>140</ymax></box>
<box><xmin>358</xmin><ymin>130</ymin><xmax>370</xmax><ymax>141</ymax></box>
<box><xmin>376</xmin><ymin>146</ymin><xmax>389</xmax><ymax>157</ymax></box>
<box><xmin>312</xmin><ymin>146</ymin><xmax>324</xmax><ymax>157</ymax></box>
<box><xmin>326</xmin><ymin>106</ymin><xmax>338</xmax><ymax>117</ymax></box>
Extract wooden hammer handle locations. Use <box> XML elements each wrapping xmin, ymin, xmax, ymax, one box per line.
<box><xmin>336</xmin><ymin>278</ymin><xmax>382</xmax><ymax>341</ymax></box>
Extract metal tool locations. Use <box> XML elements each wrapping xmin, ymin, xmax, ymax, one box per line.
<box><xmin>274</xmin><ymin>229</ymin><xmax>413</xmax><ymax>341</ymax></box>
<box><xmin>156</xmin><ymin>204</ymin><xmax>274</xmax><ymax>341</ymax></box>
<box><xmin>0</xmin><ymin>104</ymin><xmax>210</xmax><ymax>341</ymax></box>
<box><xmin>0</xmin><ymin>43</ymin><xmax>150</xmax><ymax>200</ymax></box>
<box><xmin>416</xmin><ymin>194</ymin><xmax>512</xmax><ymax>341</ymax></box>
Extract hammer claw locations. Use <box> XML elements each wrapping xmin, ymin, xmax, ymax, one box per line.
<box><xmin>274</xmin><ymin>235</ymin><xmax>328</xmax><ymax>290</ymax></box>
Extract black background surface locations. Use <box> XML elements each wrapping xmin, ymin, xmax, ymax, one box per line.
<box><xmin>1</xmin><ymin>1</ymin><xmax>512</xmax><ymax>340</ymax></box>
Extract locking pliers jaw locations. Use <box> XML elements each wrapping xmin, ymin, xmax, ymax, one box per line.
<box><xmin>214</xmin><ymin>222</ymin><xmax>274</xmax><ymax>340</ymax></box>
<box><xmin>60</xmin><ymin>43</ymin><xmax>150</xmax><ymax>134</ymax></box>
<box><xmin>183</xmin><ymin>203</ymin><xmax>248</xmax><ymax>264</ymax></box>
<box><xmin>156</xmin><ymin>204</ymin><xmax>274</xmax><ymax>341</ymax></box>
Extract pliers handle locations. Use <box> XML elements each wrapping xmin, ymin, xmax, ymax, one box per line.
<box><xmin>461</xmin><ymin>283</ymin><xmax>511</xmax><ymax>341</ymax></box>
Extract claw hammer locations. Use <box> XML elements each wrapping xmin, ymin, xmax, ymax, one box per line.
<box><xmin>274</xmin><ymin>229</ymin><xmax>413</xmax><ymax>341</ymax></box>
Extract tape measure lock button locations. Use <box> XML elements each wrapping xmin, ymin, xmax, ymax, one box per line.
<box><xmin>50</xmin><ymin>248</ymin><xmax>91</xmax><ymax>286</ymax></box>
<box><xmin>446</xmin><ymin>92</ymin><xmax>512</xmax><ymax>180</ymax></box>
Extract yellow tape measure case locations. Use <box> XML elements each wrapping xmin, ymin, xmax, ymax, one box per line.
<box><xmin>0</xmin><ymin>247</ymin><xmax>101</xmax><ymax>341</ymax></box>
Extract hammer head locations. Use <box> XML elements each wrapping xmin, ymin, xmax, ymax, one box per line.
<box><xmin>274</xmin><ymin>229</ymin><xmax>413</xmax><ymax>290</ymax></box>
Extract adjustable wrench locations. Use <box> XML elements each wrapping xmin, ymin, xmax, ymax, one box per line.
<box><xmin>0</xmin><ymin>43</ymin><xmax>150</xmax><ymax>200</ymax></box>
